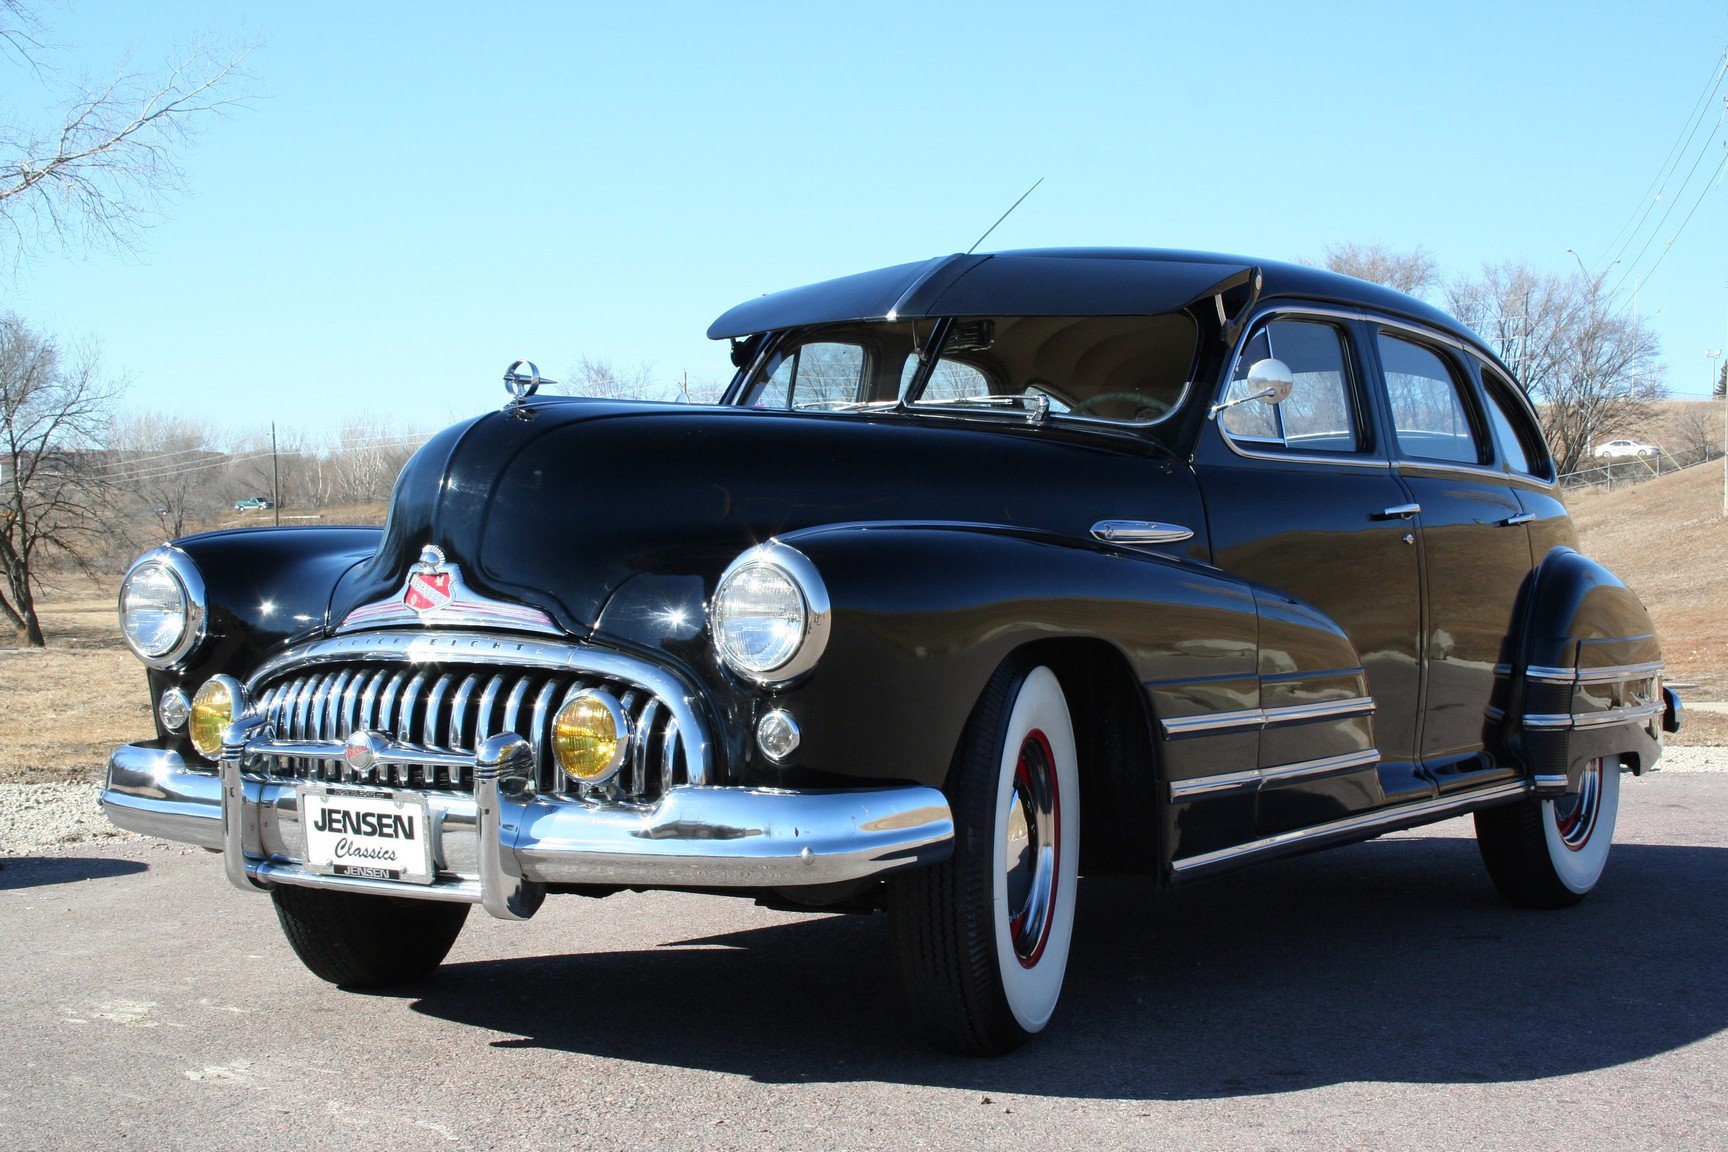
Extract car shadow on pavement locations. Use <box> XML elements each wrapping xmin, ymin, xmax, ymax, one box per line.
<box><xmin>411</xmin><ymin>835</ymin><xmax>1727</xmax><ymax>1100</ymax></box>
<box><xmin>0</xmin><ymin>855</ymin><xmax>147</xmax><ymax>891</ymax></box>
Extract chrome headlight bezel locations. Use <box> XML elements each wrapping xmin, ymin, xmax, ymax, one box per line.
<box><xmin>710</xmin><ymin>541</ymin><xmax>831</xmax><ymax>686</ymax></box>
<box><xmin>117</xmin><ymin>546</ymin><xmax>207</xmax><ymax>669</ymax></box>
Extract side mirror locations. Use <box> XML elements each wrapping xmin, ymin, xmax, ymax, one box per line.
<box><xmin>1245</xmin><ymin>358</ymin><xmax>1294</xmax><ymax>405</ymax></box>
<box><xmin>1208</xmin><ymin>358</ymin><xmax>1295</xmax><ymax>420</ymax></box>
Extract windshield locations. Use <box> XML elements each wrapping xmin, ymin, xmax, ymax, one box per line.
<box><xmin>734</xmin><ymin>312</ymin><xmax>1199</xmax><ymax>426</ymax></box>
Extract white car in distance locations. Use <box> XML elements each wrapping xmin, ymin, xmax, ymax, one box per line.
<box><xmin>1592</xmin><ymin>438</ymin><xmax>1660</xmax><ymax>459</ymax></box>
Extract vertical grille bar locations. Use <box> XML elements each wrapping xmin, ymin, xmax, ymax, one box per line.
<box><xmin>448</xmin><ymin>674</ymin><xmax>481</xmax><ymax>752</ymax></box>
<box><xmin>377</xmin><ymin>670</ymin><xmax>407</xmax><ymax>735</ymax></box>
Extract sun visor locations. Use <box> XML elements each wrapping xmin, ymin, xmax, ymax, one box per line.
<box><xmin>708</xmin><ymin>252</ymin><xmax>1255</xmax><ymax>339</ymax></box>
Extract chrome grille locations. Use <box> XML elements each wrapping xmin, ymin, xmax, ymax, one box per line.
<box><xmin>252</xmin><ymin>660</ymin><xmax>691</xmax><ymax>802</ymax></box>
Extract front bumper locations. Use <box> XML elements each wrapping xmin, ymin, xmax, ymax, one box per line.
<box><xmin>102</xmin><ymin>739</ymin><xmax>954</xmax><ymax>920</ymax></box>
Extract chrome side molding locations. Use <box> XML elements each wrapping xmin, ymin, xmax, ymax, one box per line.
<box><xmin>1090</xmin><ymin>519</ymin><xmax>1194</xmax><ymax>545</ymax></box>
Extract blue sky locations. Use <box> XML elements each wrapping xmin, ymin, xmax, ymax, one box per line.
<box><xmin>8</xmin><ymin>0</ymin><xmax>1728</xmax><ymax>435</ymax></box>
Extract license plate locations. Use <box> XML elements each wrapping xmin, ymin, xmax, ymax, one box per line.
<box><xmin>299</xmin><ymin>786</ymin><xmax>435</xmax><ymax>885</ymax></box>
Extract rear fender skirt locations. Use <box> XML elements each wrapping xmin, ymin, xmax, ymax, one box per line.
<box><xmin>1510</xmin><ymin>547</ymin><xmax>1666</xmax><ymax>789</ymax></box>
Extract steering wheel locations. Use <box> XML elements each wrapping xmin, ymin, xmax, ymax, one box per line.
<box><xmin>1070</xmin><ymin>391</ymin><xmax>1171</xmax><ymax>420</ymax></box>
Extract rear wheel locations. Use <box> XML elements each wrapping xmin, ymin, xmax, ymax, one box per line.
<box><xmin>888</xmin><ymin>660</ymin><xmax>1080</xmax><ymax>1055</ymax></box>
<box><xmin>1475</xmin><ymin>758</ymin><xmax>1620</xmax><ymax>909</ymax></box>
<box><xmin>272</xmin><ymin>886</ymin><xmax>470</xmax><ymax>988</ymax></box>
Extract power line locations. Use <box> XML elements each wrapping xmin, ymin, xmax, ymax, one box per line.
<box><xmin>1606</xmin><ymin>99</ymin><xmax>1728</xmax><ymax>301</ymax></box>
<box><xmin>98</xmin><ymin>431</ymin><xmax>434</xmax><ymax>484</ymax></box>
<box><xmin>1615</xmin><ymin>142</ymin><xmax>1728</xmax><ymax>304</ymax></box>
<box><xmin>1595</xmin><ymin>48</ymin><xmax>1728</xmax><ymax>272</ymax></box>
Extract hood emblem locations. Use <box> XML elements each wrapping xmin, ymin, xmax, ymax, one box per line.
<box><xmin>404</xmin><ymin>546</ymin><xmax>456</xmax><ymax>615</ymax></box>
<box><xmin>337</xmin><ymin>542</ymin><xmax>562</xmax><ymax>637</ymax></box>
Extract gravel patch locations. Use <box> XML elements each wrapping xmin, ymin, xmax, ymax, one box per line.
<box><xmin>0</xmin><ymin>782</ymin><xmax>144</xmax><ymax>857</ymax></box>
<box><xmin>1651</xmin><ymin>746</ymin><xmax>1728</xmax><ymax>773</ymax></box>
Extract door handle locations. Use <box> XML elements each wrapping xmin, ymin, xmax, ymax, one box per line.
<box><xmin>1499</xmin><ymin>511</ymin><xmax>1536</xmax><ymax>527</ymax></box>
<box><xmin>1373</xmin><ymin>503</ymin><xmax>1421</xmax><ymax>520</ymax></box>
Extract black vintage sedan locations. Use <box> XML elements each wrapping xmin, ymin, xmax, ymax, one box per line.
<box><xmin>105</xmin><ymin>249</ymin><xmax>1680</xmax><ymax>1055</ymax></box>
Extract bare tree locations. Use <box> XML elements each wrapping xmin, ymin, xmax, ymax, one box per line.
<box><xmin>557</xmin><ymin>356</ymin><xmax>657</xmax><ymax>400</ymax></box>
<box><xmin>1315</xmin><ymin>242</ymin><xmax>1441</xmax><ymax>298</ymax></box>
<box><xmin>325</xmin><ymin>416</ymin><xmax>427</xmax><ymax>506</ymax></box>
<box><xmin>0</xmin><ymin>313</ymin><xmax>122</xmax><ymax>645</ymax></box>
<box><xmin>105</xmin><ymin>410</ymin><xmax>224</xmax><ymax>539</ymax></box>
<box><xmin>0</xmin><ymin>0</ymin><xmax>252</xmax><ymax>261</ymax></box>
<box><xmin>1448</xmin><ymin>264</ymin><xmax>1663</xmax><ymax>475</ymax></box>
<box><xmin>1668</xmin><ymin>404</ymin><xmax>1722</xmax><ymax>467</ymax></box>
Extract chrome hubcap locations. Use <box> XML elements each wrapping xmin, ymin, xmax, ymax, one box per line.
<box><xmin>1552</xmin><ymin>759</ymin><xmax>1603</xmax><ymax>851</ymax></box>
<box><xmin>1004</xmin><ymin>729</ymin><xmax>1060</xmax><ymax>967</ymax></box>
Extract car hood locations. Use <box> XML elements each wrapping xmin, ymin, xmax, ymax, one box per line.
<box><xmin>330</xmin><ymin>398</ymin><xmax>1202</xmax><ymax>638</ymax></box>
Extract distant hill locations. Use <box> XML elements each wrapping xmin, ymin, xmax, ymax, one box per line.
<box><xmin>1570</xmin><ymin>460</ymin><xmax>1727</xmax><ymax>700</ymax></box>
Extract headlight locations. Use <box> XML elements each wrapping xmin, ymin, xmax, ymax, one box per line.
<box><xmin>189</xmin><ymin>675</ymin><xmax>246</xmax><ymax>760</ymax></box>
<box><xmin>711</xmin><ymin>542</ymin><xmax>830</xmax><ymax>684</ymax></box>
<box><xmin>552</xmin><ymin>690</ymin><xmax>630</xmax><ymax>784</ymax></box>
<box><xmin>118</xmin><ymin>548</ymin><xmax>206</xmax><ymax>668</ymax></box>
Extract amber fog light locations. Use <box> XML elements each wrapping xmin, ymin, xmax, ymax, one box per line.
<box><xmin>552</xmin><ymin>691</ymin><xmax>630</xmax><ymax>783</ymax></box>
<box><xmin>189</xmin><ymin>675</ymin><xmax>246</xmax><ymax>760</ymax></box>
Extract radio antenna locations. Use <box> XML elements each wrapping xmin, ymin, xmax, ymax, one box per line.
<box><xmin>966</xmin><ymin>177</ymin><xmax>1044</xmax><ymax>254</ymax></box>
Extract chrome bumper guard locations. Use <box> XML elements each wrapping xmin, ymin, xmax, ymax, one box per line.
<box><xmin>101</xmin><ymin>735</ymin><xmax>954</xmax><ymax>921</ymax></box>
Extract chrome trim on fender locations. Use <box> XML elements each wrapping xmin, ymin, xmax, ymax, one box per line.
<box><xmin>1172</xmin><ymin>780</ymin><xmax>1532</xmax><ymax>878</ymax></box>
<box><xmin>1170</xmin><ymin>748</ymin><xmax>1379</xmax><ymax>803</ymax></box>
<box><xmin>245</xmin><ymin>630</ymin><xmax>712</xmax><ymax>787</ymax></box>
<box><xmin>1161</xmin><ymin>696</ymin><xmax>1375</xmax><ymax>739</ymax></box>
<box><xmin>1523</xmin><ymin>701</ymin><xmax>1665</xmax><ymax>731</ymax></box>
<box><xmin>1169</xmin><ymin>768</ymin><xmax>1260</xmax><ymax>801</ymax></box>
<box><xmin>1090</xmin><ymin>520</ymin><xmax>1195</xmax><ymax>546</ymax></box>
<box><xmin>1525</xmin><ymin>661</ymin><xmax>1666</xmax><ymax>686</ymax></box>
<box><xmin>1259</xmin><ymin>748</ymin><xmax>1380</xmax><ymax>785</ymax></box>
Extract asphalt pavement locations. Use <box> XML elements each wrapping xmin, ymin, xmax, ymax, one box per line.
<box><xmin>2</xmin><ymin>769</ymin><xmax>1725</xmax><ymax>1151</ymax></box>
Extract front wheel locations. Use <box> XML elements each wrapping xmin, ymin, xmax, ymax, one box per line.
<box><xmin>272</xmin><ymin>886</ymin><xmax>470</xmax><ymax>988</ymax></box>
<box><xmin>1475</xmin><ymin>758</ymin><xmax>1620</xmax><ymax>909</ymax></box>
<box><xmin>888</xmin><ymin>660</ymin><xmax>1080</xmax><ymax>1055</ymax></box>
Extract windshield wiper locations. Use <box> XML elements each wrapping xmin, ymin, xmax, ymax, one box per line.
<box><xmin>908</xmin><ymin>393</ymin><xmax>1051</xmax><ymax>425</ymax></box>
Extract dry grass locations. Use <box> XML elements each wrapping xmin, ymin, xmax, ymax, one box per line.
<box><xmin>1570</xmin><ymin>460</ymin><xmax>1728</xmax><ymax>705</ymax></box>
<box><xmin>1</xmin><ymin>581</ymin><xmax>155</xmax><ymax>783</ymax></box>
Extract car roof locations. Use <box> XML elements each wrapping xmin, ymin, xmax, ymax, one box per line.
<box><xmin>708</xmin><ymin>247</ymin><xmax>1492</xmax><ymax>357</ymax></box>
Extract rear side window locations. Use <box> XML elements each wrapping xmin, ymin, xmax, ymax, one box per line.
<box><xmin>1478</xmin><ymin>366</ymin><xmax>1552</xmax><ymax>479</ymax></box>
<box><xmin>1379</xmin><ymin>334</ymin><xmax>1484</xmax><ymax>465</ymax></box>
<box><xmin>1222</xmin><ymin>319</ymin><xmax>1361</xmax><ymax>453</ymax></box>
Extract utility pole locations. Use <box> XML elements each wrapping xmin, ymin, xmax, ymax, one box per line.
<box><xmin>1714</xmin><ymin>350</ymin><xmax>1727</xmax><ymax>517</ymax></box>
<box><xmin>271</xmin><ymin>422</ymin><xmax>281</xmax><ymax>527</ymax></box>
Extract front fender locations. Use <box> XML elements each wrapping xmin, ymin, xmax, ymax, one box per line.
<box><xmin>764</xmin><ymin>523</ymin><xmax>1261</xmax><ymax>790</ymax></box>
<box><xmin>143</xmin><ymin>526</ymin><xmax>383</xmax><ymax>742</ymax></box>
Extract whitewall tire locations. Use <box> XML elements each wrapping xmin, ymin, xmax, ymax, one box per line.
<box><xmin>889</xmin><ymin>659</ymin><xmax>1080</xmax><ymax>1054</ymax></box>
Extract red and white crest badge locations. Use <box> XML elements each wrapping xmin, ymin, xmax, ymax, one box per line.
<box><xmin>404</xmin><ymin>545</ymin><xmax>455</xmax><ymax>614</ymax></box>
